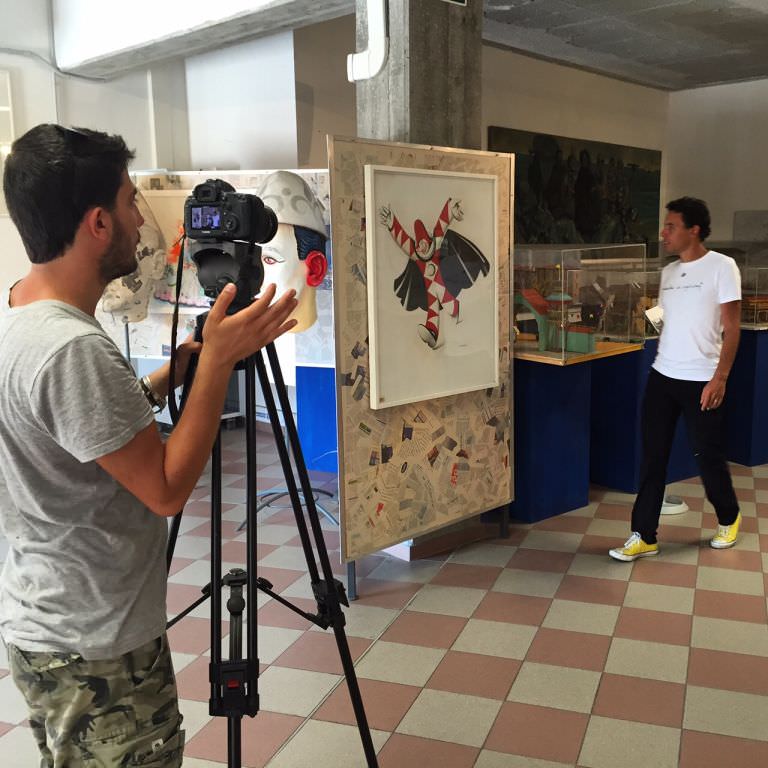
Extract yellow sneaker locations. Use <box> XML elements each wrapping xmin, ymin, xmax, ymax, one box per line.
<box><xmin>609</xmin><ymin>532</ymin><xmax>659</xmax><ymax>562</ymax></box>
<box><xmin>710</xmin><ymin>513</ymin><xmax>741</xmax><ymax>549</ymax></box>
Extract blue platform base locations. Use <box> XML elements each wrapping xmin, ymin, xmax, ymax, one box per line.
<box><xmin>725</xmin><ymin>329</ymin><xmax>768</xmax><ymax>466</ymax></box>
<box><xmin>591</xmin><ymin>339</ymin><xmax>701</xmax><ymax>494</ymax></box>
<box><xmin>509</xmin><ymin>360</ymin><xmax>591</xmax><ymax>523</ymax></box>
<box><xmin>296</xmin><ymin>366</ymin><xmax>338</xmax><ymax>473</ymax></box>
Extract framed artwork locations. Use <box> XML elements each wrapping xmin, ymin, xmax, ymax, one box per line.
<box><xmin>364</xmin><ymin>165</ymin><xmax>498</xmax><ymax>409</ymax></box>
<box><xmin>488</xmin><ymin>126</ymin><xmax>661</xmax><ymax>247</ymax></box>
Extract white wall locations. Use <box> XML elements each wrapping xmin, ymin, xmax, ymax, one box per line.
<box><xmin>56</xmin><ymin>71</ymin><xmax>156</xmax><ymax>169</ymax></box>
<box><xmin>665</xmin><ymin>79</ymin><xmax>768</xmax><ymax>240</ymax></box>
<box><xmin>53</xmin><ymin>0</ymin><xmax>277</xmax><ymax>70</ymax></box>
<box><xmin>294</xmin><ymin>15</ymin><xmax>355</xmax><ymax>168</ymax></box>
<box><xmin>482</xmin><ymin>47</ymin><xmax>669</xmax><ymax>153</ymax></box>
<box><xmin>185</xmin><ymin>32</ymin><xmax>298</xmax><ymax>169</ymax></box>
<box><xmin>0</xmin><ymin>0</ymin><xmax>57</xmax><ymax>284</ymax></box>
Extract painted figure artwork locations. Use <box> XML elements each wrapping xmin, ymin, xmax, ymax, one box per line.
<box><xmin>365</xmin><ymin>165</ymin><xmax>498</xmax><ymax>410</ymax></box>
<box><xmin>379</xmin><ymin>197</ymin><xmax>490</xmax><ymax>349</ymax></box>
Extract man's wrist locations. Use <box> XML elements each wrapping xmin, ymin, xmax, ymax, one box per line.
<box><xmin>139</xmin><ymin>375</ymin><xmax>168</xmax><ymax>413</ymax></box>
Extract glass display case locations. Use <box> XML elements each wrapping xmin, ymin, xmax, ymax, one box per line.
<box><xmin>708</xmin><ymin>241</ymin><xmax>768</xmax><ymax>328</ymax></box>
<box><xmin>513</xmin><ymin>243</ymin><xmax>648</xmax><ymax>363</ymax></box>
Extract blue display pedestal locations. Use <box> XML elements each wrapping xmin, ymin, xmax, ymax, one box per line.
<box><xmin>296</xmin><ymin>366</ymin><xmax>338</xmax><ymax>473</ymax></box>
<box><xmin>725</xmin><ymin>329</ymin><xmax>768</xmax><ymax>466</ymax></box>
<box><xmin>590</xmin><ymin>339</ymin><xmax>699</xmax><ymax>493</ymax></box>
<box><xmin>509</xmin><ymin>359</ymin><xmax>591</xmax><ymax>523</ymax></box>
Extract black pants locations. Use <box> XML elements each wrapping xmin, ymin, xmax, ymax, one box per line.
<box><xmin>632</xmin><ymin>368</ymin><xmax>739</xmax><ymax>544</ymax></box>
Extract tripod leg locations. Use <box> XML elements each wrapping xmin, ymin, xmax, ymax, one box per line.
<box><xmin>261</xmin><ymin>344</ymin><xmax>379</xmax><ymax>767</ymax></box>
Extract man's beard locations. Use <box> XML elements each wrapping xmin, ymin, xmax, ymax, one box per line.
<box><xmin>99</xmin><ymin>219</ymin><xmax>139</xmax><ymax>283</ymax></box>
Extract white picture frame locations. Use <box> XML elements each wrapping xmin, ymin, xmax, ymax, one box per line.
<box><xmin>364</xmin><ymin>164</ymin><xmax>499</xmax><ymax>409</ymax></box>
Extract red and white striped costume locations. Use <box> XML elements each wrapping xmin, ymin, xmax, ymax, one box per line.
<box><xmin>386</xmin><ymin>199</ymin><xmax>459</xmax><ymax>344</ymax></box>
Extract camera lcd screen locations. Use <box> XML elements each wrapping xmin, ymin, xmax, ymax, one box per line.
<box><xmin>191</xmin><ymin>205</ymin><xmax>222</xmax><ymax>231</ymax></box>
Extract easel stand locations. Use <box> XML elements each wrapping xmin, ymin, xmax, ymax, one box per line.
<box><xmin>167</xmin><ymin>341</ymin><xmax>378</xmax><ymax>768</ymax></box>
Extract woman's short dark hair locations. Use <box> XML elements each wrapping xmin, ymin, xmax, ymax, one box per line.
<box><xmin>666</xmin><ymin>196</ymin><xmax>711</xmax><ymax>240</ymax></box>
<box><xmin>2</xmin><ymin>124</ymin><xmax>135</xmax><ymax>264</ymax></box>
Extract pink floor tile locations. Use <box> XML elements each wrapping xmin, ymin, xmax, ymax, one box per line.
<box><xmin>381</xmin><ymin>611</ymin><xmax>468</xmax><ymax>648</ymax></box>
<box><xmin>273</xmin><ymin>632</ymin><xmax>370</xmax><ymax>674</ymax></box>
<box><xmin>314</xmin><ymin>678</ymin><xmax>421</xmax><ymax>732</ymax></box>
<box><xmin>185</xmin><ymin>710</ymin><xmax>303</xmax><ymax>767</ymax></box>
<box><xmin>485</xmin><ymin>702</ymin><xmax>588</xmax><ymax>764</ymax></box>
<box><xmin>426</xmin><ymin>650</ymin><xmax>520</xmax><ymax>700</ymax></box>
<box><xmin>378</xmin><ymin>734</ymin><xmax>479</xmax><ymax>768</ymax></box>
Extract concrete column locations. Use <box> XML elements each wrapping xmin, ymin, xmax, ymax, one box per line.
<box><xmin>355</xmin><ymin>0</ymin><xmax>482</xmax><ymax>149</ymax></box>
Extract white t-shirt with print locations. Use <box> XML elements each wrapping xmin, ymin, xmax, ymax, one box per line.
<box><xmin>653</xmin><ymin>250</ymin><xmax>741</xmax><ymax>382</ymax></box>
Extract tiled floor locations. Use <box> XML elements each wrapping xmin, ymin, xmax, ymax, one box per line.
<box><xmin>2</xmin><ymin>428</ymin><xmax>768</xmax><ymax>766</ymax></box>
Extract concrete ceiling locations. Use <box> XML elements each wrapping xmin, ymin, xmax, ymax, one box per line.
<box><xmin>484</xmin><ymin>0</ymin><xmax>768</xmax><ymax>90</ymax></box>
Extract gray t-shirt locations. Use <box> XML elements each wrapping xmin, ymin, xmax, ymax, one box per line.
<box><xmin>0</xmin><ymin>288</ymin><xmax>168</xmax><ymax>659</ymax></box>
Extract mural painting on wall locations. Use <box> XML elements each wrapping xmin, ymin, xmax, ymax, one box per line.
<box><xmin>364</xmin><ymin>165</ymin><xmax>499</xmax><ymax>410</ymax></box>
<box><xmin>488</xmin><ymin>126</ymin><xmax>661</xmax><ymax>246</ymax></box>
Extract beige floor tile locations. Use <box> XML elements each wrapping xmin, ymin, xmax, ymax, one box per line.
<box><xmin>267</xmin><ymin>720</ymin><xmax>389</xmax><ymax>767</ymax></box>
<box><xmin>567</xmin><ymin>553</ymin><xmax>633</xmax><ymax>581</ymax></box>
<box><xmin>177</xmin><ymin>699</ymin><xmax>214</xmax><ymax>741</ymax></box>
<box><xmin>355</xmin><ymin>641</ymin><xmax>446</xmax><ymax>686</ymax></box>
<box><xmin>737</xmin><ymin>500</ymin><xmax>757</xmax><ymax>518</ymax></box>
<box><xmin>655</xmin><ymin>543</ymin><xmax>700</xmax><ymax>566</ymax></box>
<box><xmin>659</xmin><ymin>511</ymin><xmax>703</xmax><ymax>529</ymax></box>
<box><xmin>396</xmin><ymin>688</ymin><xmax>501</xmax><ymax>747</ymax></box>
<box><xmin>587</xmin><ymin>518</ymin><xmax>634</xmax><ymax>539</ymax></box>
<box><xmin>731</xmin><ymin>475</ymin><xmax>755</xmax><ymax>490</ymax></box>
<box><xmin>452</xmin><ymin>618</ymin><xmax>537</xmax><ymax>659</ymax></box>
<box><xmin>258</xmin><ymin>546</ymin><xmax>312</xmax><ymax>571</ymax></box>
<box><xmin>475</xmin><ymin>752</ymin><xmax>570</xmax><ymax>768</ymax></box>
<box><xmin>756</xmin><ymin>489</ymin><xmax>768</xmax><ymax>503</ymax></box>
<box><xmin>605</xmin><ymin>637</ymin><xmax>689</xmax><ymax>683</ymax></box>
<box><xmin>736</xmin><ymin>532</ymin><xmax>761</xmax><ymax>552</ymax></box>
<box><xmin>520</xmin><ymin>530</ymin><xmax>584</xmax><ymax>552</ymax></box>
<box><xmin>600</xmin><ymin>491</ymin><xmax>636</xmax><ymax>504</ymax></box>
<box><xmin>246</xmin><ymin>625</ymin><xmax>303</xmax><ymax>664</ymax></box>
<box><xmin>696</xmin><ymin>565</ymin><xmax>764</xmax><ymax>596</ymax></box>
<box><xmin>0</xmin><ymin>727</ymin><xmax>44</xmax><ymax>768</ymax></box>
<box><xmin>691</xmin><ymin>616</ymin><xmax>768</xmax><ymax>656</ymax></box>
<box><xmin>542</xmin><ymin>599</ymin><xmax>620</xmax><ymax>636</ymax></box>
<box><xmin>171</xmin><ymin>651</ymin><xmax>199</xmax><ymax>673</ymax></box>
<box><xmin>507</xmin><ymin>661</ymin><xmax>600</xmax><ymax>713</ymax></box>
<box><xmin>448</xmin><ymin>542</ymin><xmax>515</xmax><ymax>567</ymax></box>
<box><xmin>762</xmin><ymin>553</ymin><xmax>768</xmax><ymax>573</ymax></box>
<box><xmin>752</xmin><ymin>466</ymin><xmax>768</xmax><ymax>478</ymax></box>
<box><xmin>258</xmin><ymin>666</ymin><xmax>341</xmax><ymax>716</ymax></box>
<box><xmin>579</xmin><ymin>716</ymin><xmax>680</xmax><ymax>768</ymax></box>
<box><xmin>684</xmin><ymin>685</ymin><xmax>768</xmax><ymax>742</ymax></box>
<box><xmin>564</xmin><ymin>502</ymin><xmax>600</xmax><ymax>518</ymax></box>
<box><xmin>310</xmin><ymin>603</ymin><xmax>398</xmax><ymax>640</ymax></box>
<box><xmin>493</xmin><ymin>568</ymin><xmax>565</xmax><ymax>598</ymax></box>
<box><xmin>668</xmin><ymin>481</ymin><xmax>705</xmax><ymax>498</ymax></box>
<box><xmin>366</xmin><ymin>557</ymin><xmax>444</xmax><ymax>583</ymax></box>
<box><xmin>623</xmin><ymin>582</ymin><xmax>695</xmax><ymax>615</ymax></box>
<box><xmin>759</xmin><ymin>518</ymin><xmax>768</xmax><ymax>535</ymax></box>
<box><xmin>279</xmin><ymin>573</ymin><xmax>315</xmax><ymax>600</ymax></box>
<box><xmin>407</xmin><ymin>584</ymin><xmax>487</xmax><ymax>617</ymax></box>
<box><xmin>182</xmin><ymin>758</ymin><xmax>228</xmax><ymax>768</ymax></box>
<box><xmin>250</xmin><ymin>524</ymin><xmax>300</xmax><ymax>545</ymax></box>
<box><xmin>0</xmin><ymin>676</ymin><xmax>29</xmax><ymax>725</ymax></box>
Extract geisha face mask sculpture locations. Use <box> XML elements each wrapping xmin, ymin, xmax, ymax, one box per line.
<box><xmin>257</xmin><ymin>171</ymin><xmax>328</xmax><ymax>333</ymax></box>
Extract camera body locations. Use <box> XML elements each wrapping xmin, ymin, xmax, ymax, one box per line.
<box><xmin>183</xmin><ymin>179</ymin><xmax>278</xmax><ymax>312</ymax></box>
<box><xmin>184</xmin><ymin>179</ymin><xmax>277</xmax><ymax>244</ymax></box>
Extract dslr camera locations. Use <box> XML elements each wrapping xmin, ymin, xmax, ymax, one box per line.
<box><xmin>184</xmin><ymin>179</ymin><xmax>278</xmax><ymax>312</ymax></box>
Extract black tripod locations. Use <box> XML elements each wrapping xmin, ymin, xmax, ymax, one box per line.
<box><xmin>167</xmin><ymin>339</ymin><xmax>379</xmax><ymax>768</ymax></box>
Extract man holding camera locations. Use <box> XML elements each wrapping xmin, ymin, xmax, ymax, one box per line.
<box><xmin>0</xmin><ymin>124</ymin><xmax>297</xmax><ymax>766</ymax></box>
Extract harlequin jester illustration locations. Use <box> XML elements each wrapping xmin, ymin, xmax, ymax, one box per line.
<box><xmin>379</xmin><ymin>198</ymin><xmax>490</xmax><ymax>348</ymax></box>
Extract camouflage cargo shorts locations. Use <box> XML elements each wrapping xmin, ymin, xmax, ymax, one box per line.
<box><xmin>8</xmin><ymin>634</ymin><xmax>184</xmax><ymax>767</ymax></box>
